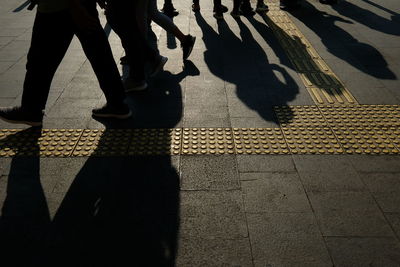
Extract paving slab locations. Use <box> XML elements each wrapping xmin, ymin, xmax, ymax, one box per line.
<box><xmin>247</xmin><ymin>212</ymin><xmax>332</xmax><ymax>267</ymax></box>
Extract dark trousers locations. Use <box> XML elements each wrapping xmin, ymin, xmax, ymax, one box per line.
<box><xmin>21</xmin><ymin>4</ymin><xmax>125</xmax><ymax>112</ymax></box>
<box><xmin>106</xmin><ymin>3</ymin><xmax>159</xmax><ymax>81</ymax></box>
<box><xmin>192</xmin><ymin>0</ymin><xmax>222</xmax><ymax>11</ymax></box>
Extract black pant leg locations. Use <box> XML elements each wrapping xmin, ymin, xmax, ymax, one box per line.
<box><xmin>75</xmin><ymin>2</ymin><xmax>125</xmax><ymax>106</ymax></box>
<box><xmin>21</xmin><ymin>11</ymin><xmax>74</xmax><ymax>112</ymax></box>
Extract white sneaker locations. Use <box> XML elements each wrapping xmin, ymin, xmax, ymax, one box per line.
<box><xmin>123</xmin><ymin>77</ymin><xmax>148</xmax><ymax>92</ymax></box>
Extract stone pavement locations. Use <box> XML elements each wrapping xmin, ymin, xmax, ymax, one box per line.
<box><xmin>1</xmin><ymin>0</ymin><xmax>400</xmax><ymax>266</ymax></box>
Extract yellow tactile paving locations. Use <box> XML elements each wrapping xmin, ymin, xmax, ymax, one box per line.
<box><xmin>1</xmin><ymin>105</ymin><xmax>399</xmax><ymax>156</ymax></box>
<box><xmin>265</xmin><ymin>3</ymin><xmax>358</xmax><ymax>105</ymax></box>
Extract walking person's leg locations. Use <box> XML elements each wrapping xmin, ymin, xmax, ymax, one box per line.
<box><xmin>73</xmin><ymin>1</ymin><xmax>131</xmax><ymax>118</ymax></box>
<box><xmin>149</xmin><ymin>0</ymin><xmax>196</xmax><ymax>60</ymax></box>
<box><xmin>0</xmin><ymin>10</ymin><xmax>74</xmax><ymax>126</ymax></box>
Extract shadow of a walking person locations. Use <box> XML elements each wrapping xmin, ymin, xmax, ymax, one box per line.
<box><xmin>31</xmin><ymin>62</ymin><xmax>198</xmax><ymax>267</ymax></box>
<box><xmin>288</xmin><ymin>1</ymin><xmax>396</xmax><ymax>80</ymax></box>
<box><xmin>0</xmin><ymin>128</ymin><xmax>51</xmax><ymax>267</ymax></box>
<box><xmin>195</xmin><ymin>12</ymin><xmax>299</xmax><ymax>125</ymax></box>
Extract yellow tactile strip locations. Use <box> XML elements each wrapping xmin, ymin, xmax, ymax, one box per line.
<box><xmin>0</xmin><ymin>105</ymin><xmax>399</xmax><ymax>156</ymax></box>
<box><xmin>265</xmin><ymin>3</ymin><xmax>358</xmax><ymax>105</ymax></box>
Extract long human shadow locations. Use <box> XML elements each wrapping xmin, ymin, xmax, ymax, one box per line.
<box><xmin>288</xmin><ymin>1</ymin><xmax>396</xmax><ymax>80</ymax></box>
<box><xmin>332</xmin><ymin>0</ymin><xmax>400</xmax><ymax>36</ymax></box>
<box><xmin>0</xmin><ymin>61</ymin><xmax>198</xmax><ymax>266</ymax></box>
<box><xmin>0</xmin><ymin>128</ymin><xmax>50</xmax><ymax>267</ymax></box>
<box><xmin>34</xmin><ymin>62</ymin><xmax>198</xmax><ymax>266</ymax></box>
<box><xmin>195</xmin><ymin>13</ymin><xmax>298</xmax><ymax>124</ymax></box>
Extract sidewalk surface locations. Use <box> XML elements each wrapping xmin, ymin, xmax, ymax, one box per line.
<box><xmin>1</xmin><ymin>0</ymin><xmax>400</xmax><ymax>266</ymax></box>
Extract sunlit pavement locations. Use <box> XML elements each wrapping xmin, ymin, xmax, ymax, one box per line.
<box><xmin>1</xmin><ymin>0</ymin><xmax>400</xmax><ymax>266</ymax></box>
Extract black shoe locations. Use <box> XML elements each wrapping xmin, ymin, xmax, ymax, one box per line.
<box><xmin>240</xmin><ymin>8</ymin><xmax>255</xmax><ymax>16</ymax></box>
<box><xmin>0</xmin><ymin>106</ymin><xmax>43</xmax><ymax>126</ymax></box>
<box><xmin>213</xmin><ymin>11</ymin><xmax>224</xmax><ymax>19</ymax></box>
<box><xmin>120</xmin><ymin>55</ymin><xmax>128</xmax><ymax>65</ymax></box>
<box><xmin>149</xmin><ymin>56</ymin><xmax>168</xmax><ymax>77</ymax></box>
<box><xmin>92</xmin><ymin>104</ymin><xmax>132</xmax><ymax>119</ymax></box>
<box><xmin>162</xmin><ymin>5</ymin><xmax>179</xmax><ymax>17</ymax></box>
<box><xmin>213</xmin><ymin>5</ymin><xmax>228</xmax><ymax>13</ymax></box>
<box><xmin>181</xmin><ymin>35</ymin><xmax>196</xmax><ymax>60</ymax></box>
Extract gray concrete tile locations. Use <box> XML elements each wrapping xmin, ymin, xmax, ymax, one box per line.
<box><xmin>309</xmin><ymin>191</ymin><xmax>394</xmax><ymax>236</ymax></box>
<box><xmin>361</xmin><ymin>173</ymin><xmax>400</xmax><ymax>213</ymax></box>
<box><xmin>386</xmin><ymin>213</ymin><xmax>400</xmax><ymax>238</ymax></box>
<box><xmin>293</xmin><ymin>155</ymin><xmax>366</xmax><ymax>192</ymax></box>
<box><xmin>293</xmin><ymin>155</ymin><xmax>355</xmax><ymax>173</ymax></box>
<box><xmin>247</xmin><ymin>213</ymin><xmax>332</xmax><ymax>267</ymax></box>
<box><xmin>46</xmin><ymin>98</ymin><xmax>98</xmax><ymax>119</ymax></box>
<box><xmin>241</xmin><ymin>172</ymin><xmax>311</xmax><ymax>213</ymax></box>
<box><xmin>180</xmin><ymin>155</ymin><xmax>239</xmax><ymax>190</ymax></box>
<box><xmin>237</xmin><ymin>155</ymin><xmax>296</xmax><ymax>173</ymax></box>
<box><xmin>325</xmin><ymin>237</ymin><xmax>400</xmax><ymax>267</ymax></box>
<box><xmin>351</xmin><ymin>156</ymin><xmax>400</xmax><ymax>173</ymax></box>
<box><xmin>299</xmin><ymin>171</ymin><xmax>366</xmax><ymax>193</ymax></box>
<box><xmin>180</xmin><ymin>190</ymin><xmax>247</xmax><ymax>239</ymax></box>
<box><xmin>176</xmin><ymin>237</ymin><xmax>253</xmax><ymax>267</ymax></box>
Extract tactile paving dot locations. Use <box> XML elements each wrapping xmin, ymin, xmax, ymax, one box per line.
<box><xmin>72</xmin><ymin>129</ymin><xmax>102</xmax><ymax>156</ymax></box>
<box><xmin>128</xmin><ymin>128</ymin><xmax>180</xmax><ymax>156</ymax></box>
<box><xmin>233</xmin><ymin>128</ymin><xmax>289</xmax><ymax>155</ymax></box>
<box><xmin>282</xmin><ymin>126</ymin><xmax>343</xmax><ymax>154</ymax></box>
<box><xmin>275</xmin><ymin>105</ymin><xmax>327</xmax><ymax>126</ymax></box>
<box><xmin>38</xmin><ymin>129</ymin><xmax>82</xmax><ymax>157</ymax></box>
<box><xmin>331</xmin><ymin>125</ymin><xmax>399</xmax><ymax>155</ymax></box>
<box><xmin>181</xmin><ymin>128</ymin><xmax>235</xmax><ymax>155</ymax></box>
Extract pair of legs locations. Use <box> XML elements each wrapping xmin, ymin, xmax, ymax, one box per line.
<box><xmin>148</xmin><ymin>0</ymin><xmax>196</xmax><ymax>60</ymax></box>
<box><xmin>232</xmin><ymin>0</ymin><xmax>268</xmax><ymax>17</ymax></box>
<box><xmin>192</xmin><ymin>0</ymin><xmax>228</xmax><ymax>18</ymax></box>
<box><xmin>0</xmin><ymin>2</ymin><xmax>131</xmax><ymax>126</ymax></box>
<box><xmin>106</xmin><ymin>2</ymin><xmax>160</xmax><ymax>83</ymax></box>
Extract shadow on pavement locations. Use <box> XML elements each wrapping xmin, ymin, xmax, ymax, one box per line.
<box><xmin>333</xmin><ymin>0</ymin><xmax>400</xmax><ymax>36</ymax></box>
<box><xmin>195</xmin><ymin>12</ymin><xmax>298</xmax><ymax>124</ymax></box>
<box><xmin>0</xmin><ymin>60</ymin><xmax>194</xmax><ymax>266</ymax></box>
<box><xmin>288</xmin><ymin>1</ymin><xmax>396</xmax><ymax>80</ymax></box>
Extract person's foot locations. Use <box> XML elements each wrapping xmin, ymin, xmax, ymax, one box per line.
<box><xmin>256</xmin><ymin>3</ymin><xmax>269</xmax><ymax>12</ymax></box>
<box><xmin>0</xmin><ymin>106</ymin><xmax>43</xmax><ymax>127</ymax></box>
<box><xmin>240</xmin><ymin>7</ymin><xmax>255</xmax><ymax>16</ymax></box>
<box><xmin>92</xmin><ymin>104</ymin><xmax>132</xmax><ymax>119</ymax></box>
<box><xmin>120</xmin><ymin>55</ymin><xmax>128</xmax><ymax>65</ymax></box>
<box><xmin>181</xmin><ymin>35</ymin><xmax>196</xmax><ymax>60</ymax></box>
<box><xmin>230</xmin><ymin>10</ymin><xmax>240</xmax><ymax>18</ymax></box>
<box><xmin>162</xmin><ymin>5</ymin><xmax>179</xmax><ymax>17</ymax></box>
<box><xmin>192</xmin><ymin>3</ymin><xmax>200</xmax><ymax>12</ymax></box>
<box><xmin>214</xmin><ymin>5</ymin><xmax>228</xmax><ymax>13</ymax></box>
<box><xmin>213</xmin><ymin>11</ymin><xmax>224</xmax><ymax>19</ymax></box>
<box><xmin>149</xmin><ymin>56</ymin><xmax>168</xmax><ymax>77</ymax></box>
<box><xmin>319</xmin><ymin>0</ymin><xmax>337</xmax><ymax>4</ymax></box>
<box><xmin>123</xmin><ymin>77</ymin><xmax>148</xmax><ymax>92</ymax></box>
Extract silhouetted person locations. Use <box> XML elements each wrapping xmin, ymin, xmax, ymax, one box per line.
<box><xmin>162</xmin><ymin>0</ymin><xmax>179</xmax><ymax>17</ymax></box>
<box><xmin>148</xmin><ymin>0</ymin><xmax>196</xmax><ymax>60</ymax></box>
<box><xmin>192</xmin><ymin>0</ymin><xmax>229</xmax><ymax>20</ymax></box>
<box><xmin>231</xmin><ymin>0</ymin><xmax>268</xmax><ymax>18</ymax></box>
<box><xmin>104</xmin><ymin>0</ymin><xmax>168</xmax><ymax>92</ymax></box>
<box><xmin>0</xmin><ymin>0</ymin><xmax>132</xmax><ymax>127</ymax></box>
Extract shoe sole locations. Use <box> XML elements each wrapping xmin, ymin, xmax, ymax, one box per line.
<box><xmin>0</xmin><ymin>115</ymin><xmax>42</xmax><ymax>127</ymax></box>
<box><xmin>92</xmin><ymin>110</ymin><xmax>133</xmax><ymax>119</ymax></box>
<box><xmin>149</xmin><ymin>57</ymin><xmax>168</xmax><ymax>78</ymax></box>
<box><xmin>183</xmin><ymin>37</ymin><xmax>196</xmax><ymax>61</ymax></box>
